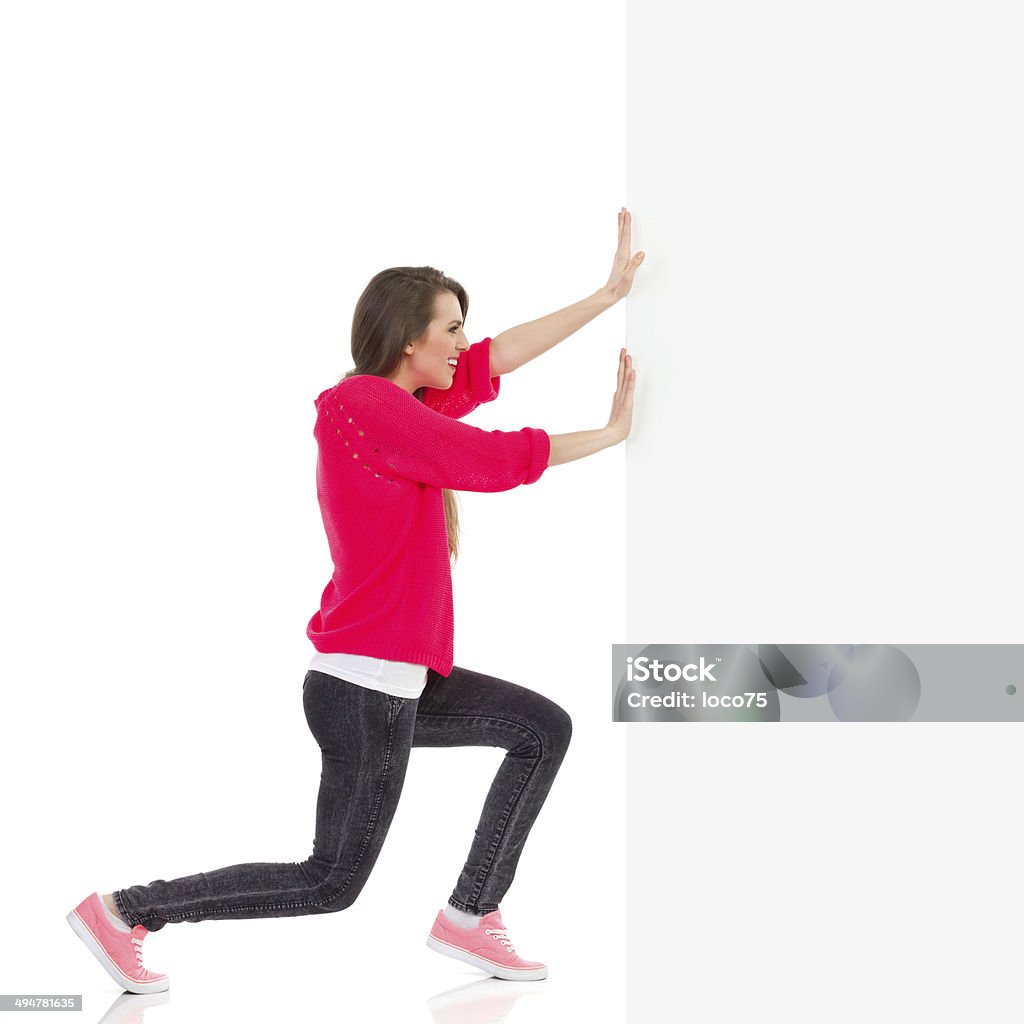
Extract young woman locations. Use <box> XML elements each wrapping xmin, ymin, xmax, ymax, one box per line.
<box><xmin>67</xmin><ymin>208</ymin><xmax>643</xmax><ymax>991</ymax></box>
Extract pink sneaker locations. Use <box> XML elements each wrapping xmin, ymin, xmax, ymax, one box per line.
<box><xmin>66</xmin><ymin>892</ymin><xmax>169</xmax><ymax>994</ymax></box>
<box><xmin>426</xmin><ymin>908</ymin><xmax>548</xmax><ymax>981</ymax></box>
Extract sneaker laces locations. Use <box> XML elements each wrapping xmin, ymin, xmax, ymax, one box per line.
<box><xmin>130</xmin><ymin>933</ymin><xmax>145</xmax><ymax>968</ymax></box>
<box><xmin>485</xmin><ymin>927</ymin><xmax>517</xmax><ymax>954</ymax></box>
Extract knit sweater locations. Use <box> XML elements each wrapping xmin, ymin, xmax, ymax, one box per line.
<box><xmin>306</xmin><ymin>336</ymin><xmax>551</xmax><ymax>677</ymax></box>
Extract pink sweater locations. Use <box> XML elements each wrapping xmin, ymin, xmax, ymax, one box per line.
<box><xmin>306</xmin><ymin>336</ymin><xmax>551</xmax><ymax>676</ymax></box>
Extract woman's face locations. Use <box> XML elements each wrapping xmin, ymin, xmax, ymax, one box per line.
<box><xmin>400</xmin><ymin>290</ymin><xmax>470</xmax><ymax>391</ymax></box>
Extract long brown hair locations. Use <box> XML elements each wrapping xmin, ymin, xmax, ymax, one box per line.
<box><xmin>339</xmin><ymin>267</ymin><xmax>468</xmax><ymax>564</ymax></box>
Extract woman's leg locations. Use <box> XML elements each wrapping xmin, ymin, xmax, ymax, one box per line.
<box><xmin>113</xmin><ymin>672</ymin><xmax>418</xmax><ymax>931</ymax></box>
<box><xmin>412</xmin><ymin>665</ymin><xmax>572</xmax><ymax>915</ymax></box>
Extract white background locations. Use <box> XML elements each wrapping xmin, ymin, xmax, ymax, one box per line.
<box><xmin>0</xmin><ymin>2</ymin><xmax>626</xmax><ymax>1021</ymax></box>
<box><xmin>626</xmin><ymin>2</ymin><xmax>1023</xmax><ymax>1021</ymax></box>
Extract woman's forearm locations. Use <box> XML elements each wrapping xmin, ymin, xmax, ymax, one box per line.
<box><xmin>490</xmin><ymin>288</ymin><xmax>617</xmax><ymax>376</ymax></box>
<box><xmin>547</xmin><ymin>427</ymin><xmax>620</xmax><ymax>467</ymax></box>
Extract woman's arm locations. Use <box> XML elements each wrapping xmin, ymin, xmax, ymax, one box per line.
<box><xmin>490</xmin><ymin>289</ymin><xmax>617</xmax><ymax>376</ymax></box>
<box><xmin>547</xmin><ymin>426</ymin><xmax>619</xmax><ymax>466</ymax></box>
<box><xmin>489</xmin><ymin>208</ymin><xmax>646</xmax><ymax>377</ymax></box>
<box><xmin>324</xmin><ymin>376</ymin><xmax>550</xmax><ymax>492</ymax></box>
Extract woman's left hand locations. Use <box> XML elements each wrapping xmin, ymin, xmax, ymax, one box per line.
<box><xmin>602</xmin><ymin>207</ymin><xmax>645</xmax><ymax>302</ymax></box>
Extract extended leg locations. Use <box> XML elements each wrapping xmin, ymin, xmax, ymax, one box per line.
<box><xmin>114</xmin><ymin>673</ymin><xmax>417</xmax><ymax>930</ymax></box>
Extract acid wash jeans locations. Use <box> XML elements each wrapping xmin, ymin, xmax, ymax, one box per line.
<box><xmin>114</xmin><ymin>665</ymin><xmax>573</xmax><ymax>931</ymax></box>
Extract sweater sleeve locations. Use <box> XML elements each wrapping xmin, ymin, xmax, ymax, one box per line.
<box><xmin>325</xmin><ymin>375</ymin><xmax>549</xmax><ymax>492</ymax></box>
<box><xmin>418</xmin><ymin>336</ymin><xmax>500</xmax><ymax>420</ymax></box>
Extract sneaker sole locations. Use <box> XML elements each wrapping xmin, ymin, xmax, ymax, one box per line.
<box><xmin>425</xmin><ymin>934</ymin><xmax>548</xmax><ymax>982</ymax></box>
<box><xmin>66</xmin><ymin>910</ymin><xmax>170</xmax><ymax>994</ymax></box>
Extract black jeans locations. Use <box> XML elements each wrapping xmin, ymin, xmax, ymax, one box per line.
<box><xmin>114</xmin><ymin>666</ymin><xmax>572</xmax><ymax>931</ymax></box>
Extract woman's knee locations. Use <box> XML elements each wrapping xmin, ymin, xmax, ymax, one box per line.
<box><xmin>522</xmin><ymin>695</ymin><xmax>572</xmax><ymax>761</ymax></box>
<box><xmin>322</xmin><ymin>885</ymin><xmax>362</xmax><ymax>914</ymax></box>
<box><xmin>301</xmin><ymin>858</ymin><xmax>368</xmax><ymax>914</ymax></box>
<box><xmin>547</xmin><ymin>701</ymin><xmax>573</xmax><ymax>756</ymax></box>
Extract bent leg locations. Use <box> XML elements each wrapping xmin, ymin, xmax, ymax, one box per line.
<box><xmin>115</xmin><ymin>672</ymin><xmax>417</xmax><ymax>930</ymax></box>
<box><xmin>412</xmin><ymin>665</ymin><xmax>572</xmax><ymax>915</ymax></box>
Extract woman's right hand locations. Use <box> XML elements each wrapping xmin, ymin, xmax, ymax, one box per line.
<box><xmin>605</xmin><ymin>347</ymin><xmax>636</xmax><ymax>443</ymax></box>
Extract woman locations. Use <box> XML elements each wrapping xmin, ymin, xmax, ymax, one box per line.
<box><xmin>67</xmin><ymin>208</ymin><xmax>643</xmax><ymax>991</ymax></box>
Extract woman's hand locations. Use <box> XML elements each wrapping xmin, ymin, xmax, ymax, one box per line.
<box><xmin>606</xmin><ymin>347</ymin><xmax>636</xmax><ymax>443</ymax></box>
<box><xmin>602</xmin><ymin>208</ymin><xmax>645</xmax><ymax>302</ymax></box>
<box><xmin>546</xmin><ymin>349</ymin><xmax>637</xmax><ymax>466</ymax></box>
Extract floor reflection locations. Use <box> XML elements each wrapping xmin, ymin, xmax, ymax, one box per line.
<box><xmin>87</xmin><ymin>974</ymin><xmax>547</xmax><ymax>1023</ymax></box>
<box><xmin>426</xmin><ymin>977</ymin><xmax>546</xmax><ymax>1023</ymax></box>
<box><xmin>93</xmin><ymin>991</ymin><xmax>170</xmax><ymax>1024</ymax></box>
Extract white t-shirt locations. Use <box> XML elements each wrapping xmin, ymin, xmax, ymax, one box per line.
<box><xmin>307</xmin><ymin>651</ymin><xmax>428</xmax><ymax>699</ymax></box>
